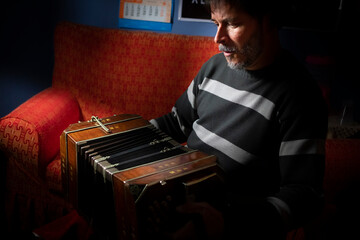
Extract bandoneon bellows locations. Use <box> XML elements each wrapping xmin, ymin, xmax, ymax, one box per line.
<box><xmin>60</xmin><ymin>114</ymin><xmax>224</xmax><ymax>239</ymax></box>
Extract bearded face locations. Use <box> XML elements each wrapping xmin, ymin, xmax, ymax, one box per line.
<box><xmin>211</xmin><ymin>2</ymin><xmax>265</xmax><ymax>71</ymax></box>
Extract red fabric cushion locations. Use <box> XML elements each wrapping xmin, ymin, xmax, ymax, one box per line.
<box><xmin>324</xmin><ymin>139</ymin><xmax>360</xmax><ymax>203</ymax></box>
<box><xmin>0</xmin><ymin>118</ymin><xmax>39</xmax><ymax>176</ymax></box>
<box><xmin>1</xmin><ymin>87</ymin><xmax>80</xmax><ymax>177</ymax></box>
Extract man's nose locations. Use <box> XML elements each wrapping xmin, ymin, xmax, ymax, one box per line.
<box><xmin>214</xmin><ymin>25</ymin><xmax>227</xmax><ymax>44</ymax></box>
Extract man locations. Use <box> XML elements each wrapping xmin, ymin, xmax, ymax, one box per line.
<box><xmin>150</xmin><ymin>0</ymin><xmax>328</xmax><ymax>239</ymax></box>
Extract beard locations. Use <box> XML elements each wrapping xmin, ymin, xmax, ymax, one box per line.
<box><xmin>219</xmin><ymin>32</ymin><xmax>263</xmax><ymax>70</ymax></box>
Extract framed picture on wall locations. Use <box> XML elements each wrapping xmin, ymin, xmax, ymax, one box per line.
<box><xmin>118</xmin><ymin>0</ymin><xmax>173</xmax><ymax>31</ymax></box>
<box><xmin>178</xmin><ymin>0</ymin><xmax>211</xmax><ymax>22</ymax></box>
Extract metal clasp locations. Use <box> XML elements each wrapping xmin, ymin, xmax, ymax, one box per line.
<box><xmin>91</xmin><ymin>116</ymin><xmax>112</xmax><ymax>133</ymax></box>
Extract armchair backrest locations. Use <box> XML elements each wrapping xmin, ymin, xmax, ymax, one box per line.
<box><xmin>52</xmin><ymin>21</ymin><xmax>219</xmax><ymax>121</ymax></box>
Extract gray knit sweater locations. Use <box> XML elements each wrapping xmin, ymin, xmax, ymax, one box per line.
<box><xmin>151</xmin><ymin>50</ymin><xmax>328</xmax><ymax>231</ymax></box>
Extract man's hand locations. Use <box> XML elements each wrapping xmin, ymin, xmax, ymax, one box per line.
<box><xmin>172</xmin><ymin>202</ymin><xmax>224</xmax><ymax>240</ymax></box>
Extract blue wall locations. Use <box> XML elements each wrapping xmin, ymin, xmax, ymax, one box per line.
<box><xmin>1</xmin><ymin>1</ymin><xmax>56</xmax><ymax>117</ymax></box>
<box><xmin>54</xmin><ymin>0</ymin><xmax>217</xmax><ymax>36</ymax></box>
<box><xmin>1</xmin><ymin>0</ymin><xmax>358</xmax><ymax>119</ymax></box>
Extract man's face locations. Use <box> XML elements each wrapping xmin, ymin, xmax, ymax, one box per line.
<box><xmin>211</xmin><ymin>3</ymin><xmax>264</xmax><ymax>70</ymax></box>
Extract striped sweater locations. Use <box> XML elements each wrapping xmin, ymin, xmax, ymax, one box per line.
<box><xmin>151</xmin><ymin>50</ymin><xmax>328</xmax><ymax>230</ymax></box>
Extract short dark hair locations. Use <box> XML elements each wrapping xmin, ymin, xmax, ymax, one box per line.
<box><xmin>206</xmin><ymin>0</ymin><xmax>289</xmax><ymax>27</ymax></box>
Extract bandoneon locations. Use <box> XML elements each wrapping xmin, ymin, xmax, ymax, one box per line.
<box><xmin>60</xmin><ymin>114</ymin><xmax>224</xmax><ymax>239</ymax></box>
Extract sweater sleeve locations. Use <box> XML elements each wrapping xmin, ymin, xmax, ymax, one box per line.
<box><xmin>274</xmin><ymin>72</ymin><xmax>328</xmax><ymax>229</ymax></box>
<box><xmin>151</xmin><ymin>79</ymin><xmax>199</xmax><ymax>144</ymax></box>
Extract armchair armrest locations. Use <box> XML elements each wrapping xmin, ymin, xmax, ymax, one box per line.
<box><xmin>0</xmin><ymin>87</ymin><xmax>80</xmax><ymax>178</ymax></box>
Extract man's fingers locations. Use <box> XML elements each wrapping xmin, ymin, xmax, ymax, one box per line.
<box><xmin>175</xmin><ymin>202</ymin><xmax>224</xmax><ymax>239</ymax></box>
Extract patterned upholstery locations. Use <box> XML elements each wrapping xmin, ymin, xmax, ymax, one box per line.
<box><xmin>1</xmin><ymin>88</ymin><xmax>80</xmax><ymax>177</ymax></box>
<box><xmin>324</xmin><ymin>139</ymin><xmax>360</xmax><ymax>204</ymax></box>
<box><xmin>52</xmin><ymin>22</ymin><xmax>220</xmax><ymax>121</ymax></box>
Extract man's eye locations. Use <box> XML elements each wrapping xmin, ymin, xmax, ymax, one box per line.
<box><xmin>229</xmin><ymin>23</ymin><xmax>241</xmax><ymax>28</ymax></box>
